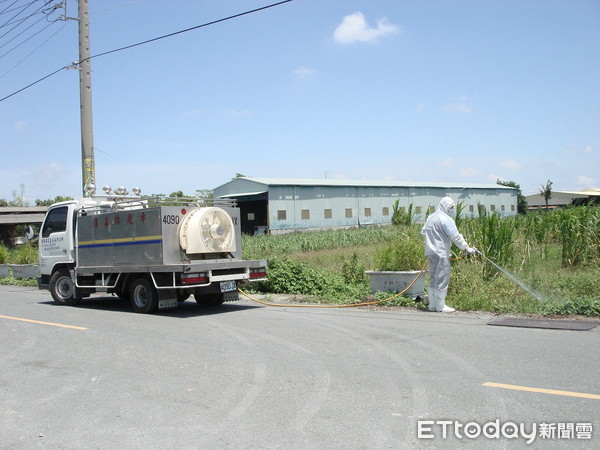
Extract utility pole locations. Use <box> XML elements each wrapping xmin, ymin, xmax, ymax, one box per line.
<box><xmin>78</xmin><ymin>0</ymin><xmax>95</xmax><ymax>196</ymax></box>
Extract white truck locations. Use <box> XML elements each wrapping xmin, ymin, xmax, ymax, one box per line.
<box><xmin>37</xmin><ymin>193</ymin><xmax>267</xmax><ymax>313</ymax></box>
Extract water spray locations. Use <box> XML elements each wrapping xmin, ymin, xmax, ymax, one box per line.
<box><xmin>475</xmin><ymin>250</ymin><xmax>545</xmax><ymax>302</ymax></box>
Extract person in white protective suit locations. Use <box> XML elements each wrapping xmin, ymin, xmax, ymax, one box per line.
<box><xmin>421</xmin><ymin>197</ymin><xmax>477</xmax><ymax>312</ymax></box>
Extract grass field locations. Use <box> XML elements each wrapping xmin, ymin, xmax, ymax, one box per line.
<box><xmin>244</xmin><ymin>206</ymin><xmax>600</xmax><ymax>317</ymax></box>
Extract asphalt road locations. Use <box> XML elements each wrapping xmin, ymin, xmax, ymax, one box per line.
<box><xmin>1</xmin><ymin>285</ymin><xmax>598</xmax><ymax>449</ymax></box>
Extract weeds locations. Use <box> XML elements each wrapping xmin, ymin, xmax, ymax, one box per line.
<box><xmin>247</xmin><ymin>206</ymin><xmax>599</xmax><ymax>316</ymax></box>
<box><xmin>372</xmin><ymin>225</ymin><xmax>424</xmax><ymax>271</ymax></box>
<box><xmin>0</xmin><ymin>244</ymin><xmax>37</xmax><ymax>264</ymax></box>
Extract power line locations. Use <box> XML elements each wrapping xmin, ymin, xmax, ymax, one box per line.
<box><xmin>0</xmin><ymin>1</ymin><xmax>22</xmax><ymax>16</ymax></box>
<box><xmin>0</xmin><ymin>21</ymin><xmax>67</xmax><ymax>80</ymax></box>
<box><xmin>0</xmin><ymin>1</ymin><xmax>36</xmax><ymax>18</ymax></box>
<box><xmin>86</xmin><ymin>0</ymin><xmax>294</xmax><ymax>62</ymax></box>
<box><xmin>0</xmin><ymin>1</ymin><xmax>60</xmax><ymax>39</ymax></box>
<box><xmin>0</xmin><ymin>0</ymin><xmax>295</xmax><ymax>103</ymax></box>
<box><xmin>0</xmin><ymin>17</ymin><xmax>61</xmax><ymax>62</ymax></box>
<box><xmin>0</xmin><ymin>11</ymin><xmax>52</xmax><ymax>53</ymax></box>
<box><xmin>0</xmin><ymin>64</ymin><xmax>66</xmax><ymax>101</ymax></box>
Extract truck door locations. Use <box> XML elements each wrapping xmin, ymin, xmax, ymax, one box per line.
<box><xmin>39</xmin><ymin>205</ymin><xmax>75</xmax><ymax>274</ymax></box>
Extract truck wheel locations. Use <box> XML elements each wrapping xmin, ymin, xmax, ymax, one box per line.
<box><xmin>49</xmin><ymin>269</ymin><xmax>82</xmax><ymax>306</ymax></box>
<box><xmin>194</xmin><ymin>293</ymin><xmax>225</xmax><ymax>307</ymax></box>
<box><xmin>130</xmin><ymin>278</ymin><xmax>158</xmax><ymax>314</ymax></box>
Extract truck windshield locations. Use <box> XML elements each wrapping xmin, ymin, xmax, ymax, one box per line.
<box><xmin>42</xmin><ymin>206</ymin><xmax>68</xmax><ymax>237</ymax></box>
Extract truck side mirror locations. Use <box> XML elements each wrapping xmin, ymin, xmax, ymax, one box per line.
<box><xmin>25</xmin><ymin>226</ymin><xmax>35</xmax><ymax>240</ymax></box>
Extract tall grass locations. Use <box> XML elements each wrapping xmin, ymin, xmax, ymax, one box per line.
<box><xmin>0</xmin><ymin>245</ymin><xmax>9</xmax><ymax>264</ymax></box>
<box><xmin>244</xmin><ymin>206</ymin><xmax>599</xmax><ymax>316</ymax></box>
<box><xmin>0</xmin><ymin>244</ymin><xmax>37</xmax><ymax>264</ymax></box>
<box><xmin>372</xmin><ymin>225</ymin><xmax>424</xmax><ymax>271</ymax></box>
<box><xmin>242</xmin><ymin>226</ymin><xmax>398</xmax><ymax>259</ymax></box>
<box><xmin>552</xmin><ymin>206</ymin><xmax>599</xmax><ymax>267</ymax></box>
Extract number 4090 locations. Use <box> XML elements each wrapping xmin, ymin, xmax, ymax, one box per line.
<box><xmin>163</xmin><ymin>214</ymin><xmax>180</xmax><ymax>225</ymax></box>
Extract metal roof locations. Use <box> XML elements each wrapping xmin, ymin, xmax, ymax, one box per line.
<box><xmin>526</xmin><ymin>189</ymin><xmax>600</xmax><ymax>206</ymax></box>
<box><xmin>234</xmin><ymin>177</ymin><xmax>515</xmax><ymax>190</ymax></box>
<box><xmin>218</xmin><ymin>191</ymin><xmax>267</xmax><ymax>198</ymax></box>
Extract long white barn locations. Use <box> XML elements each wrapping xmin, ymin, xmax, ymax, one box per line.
<box><xmin>214</xmin><ymin>177</ymin><xmax>518</xmax><ymax>234</ymax></box>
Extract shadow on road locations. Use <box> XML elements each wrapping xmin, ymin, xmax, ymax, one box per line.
<box><xmin>39</xmin><ymin>295</ymin><xmax>261</xmax><ymax>318</ymax></box>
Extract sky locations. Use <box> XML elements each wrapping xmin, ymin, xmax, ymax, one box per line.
<box><xmin>1</xmin><ymin>0</ymin><xmax>599</xmax><ymax>203</ymax></box>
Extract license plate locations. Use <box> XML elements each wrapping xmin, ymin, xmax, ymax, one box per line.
<box><xmin>158</xmin><ymin>298</ymin><xmax>178</xmax><ymax>310</ymax></box>
<box><xmin>220</xmin><ymin>281</ymin><xmax>237</xmax><ymax>293</ymax></box>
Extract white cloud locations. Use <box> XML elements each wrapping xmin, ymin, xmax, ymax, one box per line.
<box><xmin>417</xmin><ymin>103</ymin><xmax>427</xmax><ymax>112</ymax></box>
<box><xmin>561</xmin><ymin>144</ymin><xmax>594</xmax><ymax>155</ymax></box>
<box><xmin>15</xmin><ymin>121</ymin><xmax>27</xmax><ymax>131</ymax></box>
<box><xmin>29</xmin><ymin>161</ymin><xmax>67</xmax><ymax>185</ymax></box>
<box><xmin>499</xmin><ymin>158</ymin><xmax>522</xmax><ymax>170</ymax></box>
<box><xmin>459</xmin><ymin>167</ymin><xmax>481</xmax><ymax>177</ymax></box>
<box><xmin>443</xmin><ymin>94</ymin><xmax>472</xmax><ymax>114</ymax></box>
<box><xmin>436</xmin><ymin>157</ymin><xmax>455</xmax><ymax>167</ymax></box>
<box><xmin>178</xmin><ymin>109</ymin><xmax>203</xmax><ymax>119</ymax></box>
<box><xmin>293</xmin><ymin>66</ymin><xmax>316</xmax><ymax>79</ymax></box>
<box><xmin>578</xmin><ymin>175</ymin><xmax>596</xmax><ymax>188</ymax></box>
<box><xmin>331</xmin><ymin>172</ymin><xmax>349</xmax><ymax>180</ymax></box>
<box><xmin>334</xmin><ymin>12</ymin><xmax>399</xmax><ymax>44</ymax></box>
<box><xmin>222</xmin><ymin>109</ymin><xmax>251</xmax><ymax>118</ymax></box>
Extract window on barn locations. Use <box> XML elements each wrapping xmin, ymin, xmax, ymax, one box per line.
<box><xmin>382</xmin><ymin>207</ymin><xmax>389</xmax><ymax>216</ymax></box>
<box><xmin>345</xmin><ymin>208</ymin><xmax>353</xmax><ymax>218</ymax></box>
<box><xmin>501</xmin><ymin>205</ymin><xmax>505</xmax><ymax>212</ymax></box>
<box><xmin>247</xmin><ymin>213</ymin><xmax>255</xmax><ymax>221</ymax></box>
<box><xmin>364</xmin><ymin>208</ymin><xmax>371</xmax><ymax>217</ymax></box>
<box><xmin>324</xmin><ymin>209</ymin><xmax>332</xmax><ymax>219</ymax></box>
<box><xmin>469</xmin><ymin>205</ymin><xmax>474</xmax><ymax>213</ymax></box>
<box><xmin>429</xmin><ymin>206</ymin><xmax>435</xmax><ymax>213</ymax></box>
<box><xmin>301</xmin><ymin>209</ymin><xmax>310</xmax><ymax>220</ymax></box>
<box><xmin>277</xmin><ymin>210</ymin><xmax>287</xmax><ymax>220</ymax></box>
<box><xmin>490</xmin><ymin>205</ymin><xmax>496</xmax><ymax>211</ymax></box>
<box><xmin>511</xmin><ymin>205</ymin><xmax>515</xmax><ymax>212</ymax></box>
<box><xmin>415</xmin><ymin>206</ymin><xmax>422</xmax><ymax>214</ymax></box>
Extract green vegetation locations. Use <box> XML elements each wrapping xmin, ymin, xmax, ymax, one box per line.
<box><xmin>0</xmin><ymin>244</ymin><xmax>37</xmax><ymax>264</ymax></box>
<box><xmin>246</xmin><ymin>206</ymin><xmax>599</xmax><ymax>317</ymax></box>
<box><xmin>372</xmin><ymin>225</ymin><xmax>424</xmax><ymax>271</ymax></box>
<box><xmin>2</xmin><ymin>205</ymin><xmax>598</xmax><ymax>316</ymax></box>
<box><xmin>0</xmin><ymin>276</ymin><xmax>37</xmax><ymax>287</ymax></box>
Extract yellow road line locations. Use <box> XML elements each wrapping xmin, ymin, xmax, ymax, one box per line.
<box><xmin>0</xmin><ymin>315</ymin><xmax>87</xmax><ymax>330</ymax></box>
<box><xmin>484</xmin><ymin>382</ymin><xmax>600</xmax><ymax>400</ymax></box>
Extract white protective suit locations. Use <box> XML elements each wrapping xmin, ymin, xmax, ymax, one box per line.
<box><xmin>421</xmin><ymin>197</ymin><xmax>475</xmax><ymax>312</ymax></box>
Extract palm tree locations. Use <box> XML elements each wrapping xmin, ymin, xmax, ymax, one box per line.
<box><xmin>539</xmin><ymin>180</ymin><xmax>553</xmax><ymax>212</ymax></box>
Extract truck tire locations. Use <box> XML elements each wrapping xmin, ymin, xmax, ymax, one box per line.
<box><xmin>194</xmin><ymin>293</ymin><xmax>225</xmax><ymax>307</ymax></box>
<box><xmin>49</xmin><ymin>269</ymin><xmax>82</xmax><ymax>306</ymax></box>
<box><xmin>130</xmin><ymin>277</ymin><xmax>158</xmax><ymax>314</ymax></box>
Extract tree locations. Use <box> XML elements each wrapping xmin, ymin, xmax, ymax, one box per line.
<box><xmin>497</xmin><ymin>179</ymin><xmax>527</xmax><ymax>214</ymax></box>
<box><xmin>9</xmin><ymin>184</ymin><xmax>28</xmax><ymax>206</ymax></box>
<box><xmin>539</xmin><ymin>180</ymin><xmax>553</xmax><ymax>211</ymax></box>
<box><xmin>195</xmin><ymin>189</ymin><xmax>214</xmax><ymax>200</ymax></box>
<box><xmin>35</xmin><ymin>196</ymin><xmax>74</xmax><ymax>206</ymax></box>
